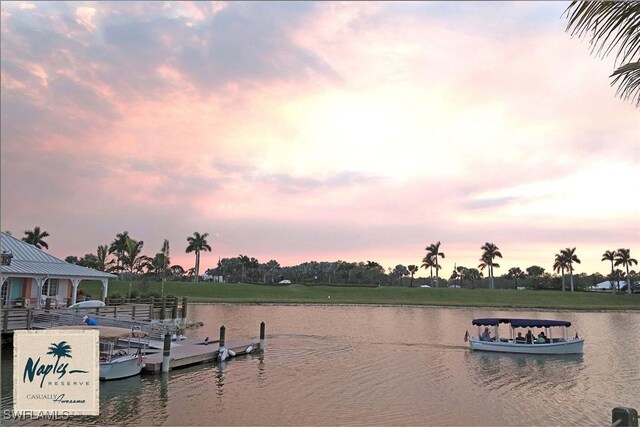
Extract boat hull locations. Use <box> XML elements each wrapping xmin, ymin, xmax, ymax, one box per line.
<box><xmin>100</xmin><ymin>355</ymin><xmax>145</xmax><ymax>381</ymax></box>
<box><xmin>469</xmin><ymin>338</ymin><xmax>584</xmax><ymax>355</ymax></box>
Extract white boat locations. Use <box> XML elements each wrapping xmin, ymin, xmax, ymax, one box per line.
<box><xmin>57</xmin><ymin>325</ymin><xmax>148</xmax><ymax>380</ymax></box>
<box><xmin>466</xmin><ymin>318</ymin><xmax>584</xmax><ymax>355</ymax></box>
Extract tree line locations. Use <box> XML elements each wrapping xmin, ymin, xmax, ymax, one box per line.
<box><xmin>12</xmin><ymin>226</ymin><xmax>640</xmax><ymax>293</ymax></box>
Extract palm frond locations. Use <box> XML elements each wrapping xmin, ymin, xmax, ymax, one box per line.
<box><xmin>565</xmin><ymin>1</ymin><xmax>640</xmax><ymax>107</ymax></box>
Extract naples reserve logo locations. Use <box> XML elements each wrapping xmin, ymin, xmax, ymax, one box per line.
<box><xmin>14</xmin><ymin>329</ymin><xmax>99</xmax><ymax>416</ymax></box>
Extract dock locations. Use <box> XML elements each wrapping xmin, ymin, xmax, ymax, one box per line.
<box><xmin>142</xmin><ymin>337</ymin><xmax>261</xmax><ymax>373</ymax></box>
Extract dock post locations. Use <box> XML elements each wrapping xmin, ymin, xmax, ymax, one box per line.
<box><xmin>171</xmin><ymin>297</ymin><xmax>178</xmax><ymax>320</ymax></box>
<box><xmin>260</xmin><ymin>321</ymin><xmax>266</xmax><ymax>350</ymax></box>
<box><xmin>160</xmin><ymin>297</ymin><xmax>166</xmax><ymax>320</ymax></box>
<box><xmin>162</xmin><ymin>333</ymin><xmax>171</xmax><ymax>373</ymax></box>
<box><xmin>219</xmin><ymin>325</ymin><xmax>226</xmax><ymax>348</ymax></box>
<box><xmin>182</xmin><ymin>297</ymin><xmax>188</xmax><ymax>319</ymax></box>
<box><xmin>613</xmin><ymin>407</ymin><xmax>638</xmax><ymax>427</ymax></box>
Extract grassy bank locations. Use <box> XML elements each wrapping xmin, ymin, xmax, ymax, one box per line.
<box><xmin>79</xmin><ymin>280</ymin><xmax>640</xmax><ymax>311</ymax></box>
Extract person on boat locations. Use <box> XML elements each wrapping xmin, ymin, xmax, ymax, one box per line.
<box><xmin>537</xmin><ymin>331</ymin><xmax>548</xmax><ymax>344</ymax></box>
<box><xmin>525</xmin><ymin>329</ymin><xmax>534</xmax><ymax>344</ymax></box>
<box><xmin>480</xmin><ymin>327</ymin><xmax>492</xmax><ymax>341</ymax></box>
<box><xmin>83</xmin><ymin>315</ymin><xmax>98</xmax><ymax>326</ymax></box>
<box><xmin>515</xmin><ymin>332</ymin><xmax>526</xmax><ymax>343</ymax></box>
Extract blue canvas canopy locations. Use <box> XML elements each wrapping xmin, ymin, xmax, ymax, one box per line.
<box><xmin>472</xmin><ymin>318</ymin><xmax>572</xmax><ymax>328</ymax></box>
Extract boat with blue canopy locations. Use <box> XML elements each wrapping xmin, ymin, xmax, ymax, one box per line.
<box><xmin>465</xmin><ymin>318</ymin><xmax>584</xmax><ymax>354</ymax></box>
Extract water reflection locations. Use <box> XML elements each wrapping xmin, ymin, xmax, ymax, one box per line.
<box><xmin>1</xmin><ymin>306</ymin><xmax>638</xmax><ymax>426</ymax></box>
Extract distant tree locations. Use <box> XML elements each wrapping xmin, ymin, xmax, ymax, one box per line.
<box><xmin>65</xmin><ymin>256</ymin><xmax>79</xmax><ymax>264</ymax></box>
<box><xmin>553</xmin><ymin>251</ymin><xmax>569</xmax><ymax>291</ymax></box>
<box><xmin>421</xmin><ymin>254</ymin><xmax>436</xmax><ymax>286</ymax></box>
<box><xmin>479</xmin><ymin>242</ymin><xmax>502</xmax><ymax>289</ymax></box>
<box><xmin>450</xmin><ymin>265</ymin><xmax>466</xmax><ymax>287</ymax></box>
<box><xmin>365</xmin><ymin>261</ymin><xmax>383</xmax><ymax>283</ymax></box>
<box><xmin>425</xmin><ymin>242</ymin><xmax>445</xmax><ymax>287</ymax></box>
<box><xmin>564</xmin><ymin>1</ymin><xmax>640</xmax><ymax>107</ymax></box>
<box><xmin>393</xmin><ymin>264</ymin><xmax>409</xmax><ymax>286</ymax></box>
<box><xmin>23</xmin><ymin>226</ymin><xmax>50</xmax><ymax>249</ymax></box>
<box><xmin>602</xmin><ymin>250</ymin><xmax>618</xmax><ymax>290</ymax></box>
<box><xmin>615</xmin><ymin>248</ymin><xmax>638</xmax><ymax>294</ymax></box>
<box><xmin>109</xmin><ymin>231</ymin><xmax>130</xmax><ymax>270</ymax></box>
<box><xmin>507</xmin><ymin>267</ymin><xmax>526</xmax><ymax>289</ymax></box>
<box><xmin>186</xmin><ymin>232</ymin><xmax>211</xmax><ymax>282</ymax></box>
<box><xmin>95</xmin><ymin>245</ymin><xmax>114</xmax><ymax>272</ymax></box>
<box><xmin>561</xmin><ymin>247</ymin><xmax>581</xmax><ymax>292</ymax></box>
<box><xmin>407</xmin><ymin>265</ymin><xmax>418</xmax><ymax>287</ymax></box>
<box><xmin>465</xmin><ymin>268</ymin><xmax>483</xmax><ymax>288</ymax></box>
<box><xmin>526</xmin><ymin>265</ymin><xmax>545</xmax><ymax>277</ymax></box>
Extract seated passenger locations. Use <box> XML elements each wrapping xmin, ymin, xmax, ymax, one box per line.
<box><xmin>515</xmin><ymin>332</ymin><xmax>525</xmax><ymax>343</ymax></box>
<box><xmin>537</xmin><ymin>331</ymin><xmax>548</xmax><ymax>344</ymax></box>
<box><xmin>525</xmin><ymin>330</ymin><xmax>534</xmax><ymax>344</ymax></box>
<box><xmin>480</xmin><ymin>327</ymin><xmax>492</xmax><ymax>341</ymax></box>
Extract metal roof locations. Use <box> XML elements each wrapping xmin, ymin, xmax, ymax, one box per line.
<box><xmin>0</xmin><ymin>232</ymin><xmax>116</xmax><ymax>279</ymax></box>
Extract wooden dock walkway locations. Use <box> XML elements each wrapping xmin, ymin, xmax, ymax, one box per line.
<box><xmin>142</xmin><ymin>337</ymin><xmax>261</xmax><ymax>373</ymax></box>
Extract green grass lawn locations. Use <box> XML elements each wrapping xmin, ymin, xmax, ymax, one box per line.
<box><xmin>79</xmin><ymin>280</ymin><xmax>640</xmax><ymax>311</ymax></box>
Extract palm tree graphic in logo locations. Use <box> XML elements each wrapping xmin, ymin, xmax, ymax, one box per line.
<box><xmin>47</xmin><ymin>341</ymin><xmax>88</xmax><ymax>377</ymax></box>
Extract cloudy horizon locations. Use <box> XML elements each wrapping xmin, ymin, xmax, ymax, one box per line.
<box><xmin>1</xmin><ymin>1</ymin><xmax>638</xmax><ymax>277</ymax></box>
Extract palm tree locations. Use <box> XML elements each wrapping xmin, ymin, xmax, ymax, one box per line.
<box><xmin>109</xmin><ymin>231</ymin><xmax>130</xmax><ymax>270</ymax></box>
<box><xmin>507</xmin><ymin>267</ymin><xmax>526</xmax><ymax>289</ymax></box>
<box><xmin>407</xmin><ymin>265</ymin><xmax>418</xmax><ymax>287</ymax></box>
<box><xmin>602</xmin><ymin>250</ymin><xmax>618</xmax><ymax>290</ymax></box>
<box><xmin>186</xmin><ymin>232</ymin><xmax>211</xmax><ymax>282</ymax></box>
<box><xmin>425</xmin><ymin>242</ymin><xmax>445</xmax><ymax>287</ymax></box>
<box><xmin>421</xmin><ymin>255</ymin><xmax>436</xmax><ymax>286</ymax></box>
<box><xmin>479</xmin><ymin>242</ymin><xmax>502</xmax><ymax>289</ymax></box>
<box><xmin>614</xmin><ymin>248</ymin><xmax>638</xmax><ymax>294</ymax></box>
<box><xmin>553</xmin><ymin>252</ymin><xmax>569</xmax><ymax>292</ymax></box>
<box><xmin>23</xmin><ymin>226</ymin><xmax>50</xmax><ymax>249</ymax></box>
<box><xmin>95</xmin><ymin>245</ymin><xmax>114</xmax><ymax>272</ymax></box>
<box><xmin>564</xmin><ymin>1</ymin><xmax>640</xmax><ymax>107</ymax></box>
<box><xmin>561</xmin><ymin>247</ymin><xmax>581</xmax><ymax>292</ymax></box>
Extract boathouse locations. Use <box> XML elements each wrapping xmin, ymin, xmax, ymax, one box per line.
<box><xmin>0</xmin><ymin>231</ymin><xmax>116</xmax><ymax>309</ymax></box>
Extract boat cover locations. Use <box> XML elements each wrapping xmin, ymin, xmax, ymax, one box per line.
<box><xmin>56</xmin><ymin>325</ymin><xmax>148</xmax><ymax>339</ymax></box>
<box><xmin>472</xmin><ymin>318</ymin><xmax>571</xmax><ymax>327</ymax></box>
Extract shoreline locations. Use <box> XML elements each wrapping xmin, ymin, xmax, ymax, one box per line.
<box><xmin>187</xmin><ymin>301</ymin><xmax>640</xmax><ymax>313</ymax></box>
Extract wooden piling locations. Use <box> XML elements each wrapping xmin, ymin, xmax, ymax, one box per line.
<box><xmin>162</xmin><ymin>333</ymin><xmax>171</xmax><ymax>373</ymax></box>
<box><xmin>260</xmin><ymin>321</ymin><xmax>265</xmax><ymax>350</ymax></box>
<box><xmin>160</xmin><ymin>297</ymin><xmax>167</xmax><ymax>320</ymax></box>
<box><xmin>182</xmin><ymin>297</ymin><xmax>188</xmax><ymax>319</ymax></box>
<box><xmin>219</xmin><ymin>325</ymin><xmax>226</xmax><ymax>348</ymax></box>
<box><xmin>171</xmin><ymin>297</ymin><xmax>178</xmax><ymax>320</ymax></box>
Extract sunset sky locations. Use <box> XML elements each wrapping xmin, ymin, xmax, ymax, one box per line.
<box><xmin>1</xmin><ymin>1</ymin><xmax>638</xmax><ymax>277</ymax></box>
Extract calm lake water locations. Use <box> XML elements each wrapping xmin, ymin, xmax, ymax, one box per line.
<box><xmin>2</xmin><ymin>304</ymin><xmax>639</xmax><ymax>426</ymax></box>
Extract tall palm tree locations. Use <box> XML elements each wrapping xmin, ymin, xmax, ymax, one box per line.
<box><xmin>553</xmin><ymin>252</ymin><xmax>569</xmax><ymax>292</ymax></box>
<box><xmin>614</xmin><ymin>248</ymin><xmax>638</xmax><ymax>295</ymax></box>
<box><xmin>479</xmin><ymin>242</ymin><xmax>502</xmax><ymax>289</ymax></box>
<box><xmin>22</xmin><ymin>226</ymin><xmax>50</xmax><ymax>250</ymax></box>
<box><xmin>186</xmin><ymin>232</ymin><xmax>211</xmax><ymax>282</ymax></box>
<box><xmin>602</xmin><ymin>250</ymin><xmax>618</xmax><ymax>290</ymax></box>
<box><xmin>561</xmin><ymin>247</ymin><xmax>581</xmax><ymax>292</ymax></box>
<box><xmin>421</xmin><ymin>255</ymin><xmax>436</xmax><ymax>286</ymax></box>
<box><xmin>109</xmin><ymin>231</ymin><xmax>130</xmax><ymax>270</ymax></box>
<box><xmin>425</xmin><ymin>242</ymin><xmax>445</xmax><ymax>288</ymax></box>
<box><xmin>564</xmin><ymin>1</ymin><xmax>640</xmax><ymax>107</ymax></box>
<box><xmin>407</xmin><ymin>265</ymin><xmax>418</xmax><ymax>287</ymax></box>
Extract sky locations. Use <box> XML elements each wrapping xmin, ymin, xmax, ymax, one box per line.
<box><xmin>1</xmin><ymin>1</ymin><xmax>638</xmax><ymax>277</ymax></box>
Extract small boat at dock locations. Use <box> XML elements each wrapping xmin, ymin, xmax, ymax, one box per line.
<box><xmin>57</xmin><ymin>325</ymin><xmax>149</xmax><ymax>380</ymax></box>
<box><xmin>466</xmin><ymin>318</ymin><xmax>584</xmax><ymax>355</ymax></box>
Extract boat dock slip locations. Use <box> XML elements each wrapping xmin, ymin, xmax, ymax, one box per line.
<box><xmin>142</xmin><ymin>337</ymin><xmax>260</xmax><ymax>373</ymax></box>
